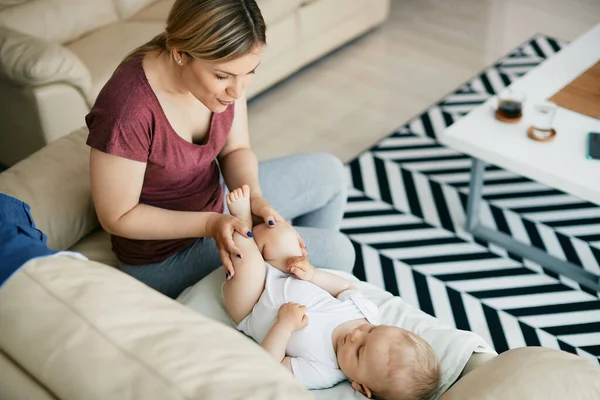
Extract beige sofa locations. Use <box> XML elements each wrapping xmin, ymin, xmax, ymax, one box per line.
<box><xmin>0</xmin><ymin>0</ymin><xmax>391</xmax><ymax>166</ymax></box>
<box><xmin>1</xmin><ymin>127</ymin><xmax>600</xmax><ymax>399</ymax></box>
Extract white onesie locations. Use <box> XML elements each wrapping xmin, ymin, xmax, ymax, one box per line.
<box><xmin>236</xmin><ymin>263</ymin><xmax>380</xmax><ymax>390</ymax></box>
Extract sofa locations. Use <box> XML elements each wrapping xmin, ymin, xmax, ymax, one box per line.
<box><xmin>0</xmin><ymin>0</ymin><xmax>391</xmax><ymax>166</ymax></box>
<box><xmin>1</xmin><ymin>127</ymin><xmax>600</xmax><ymax>399</ymax></box>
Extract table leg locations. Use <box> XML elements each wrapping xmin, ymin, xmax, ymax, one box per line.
<box><xmin>465</xmin><ymin>158</ymin><xmax>600</xmax><ymax>292</ymax></box>
<box><xmin>466</xmin><ymin>158</ymin><xmax>486</xmax><ymax>232</ymax></box>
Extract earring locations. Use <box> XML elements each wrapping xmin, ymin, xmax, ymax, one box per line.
<box><xmin>177</xmin><ymin>59</ymin><xmax>183</xmax><ymax>66</ymax></box>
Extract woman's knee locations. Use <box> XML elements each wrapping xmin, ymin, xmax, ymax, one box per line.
<box><xmin>311</xmin><ymin>153</ymin><xmax>345</xmax><ymax>189</ymax></box>
<box><xmin>331</xmin><ymin>232</ymin><xmax>356</xmax><ymax>273</ymax></box>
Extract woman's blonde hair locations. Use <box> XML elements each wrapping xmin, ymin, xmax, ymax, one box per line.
<box><xmin>121</xmin><ymin>0</ymin><xmax>266</xmax><ymax>66</ymax></box>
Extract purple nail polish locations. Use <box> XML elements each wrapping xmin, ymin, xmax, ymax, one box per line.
<box><xmin>247</xmin><ymin>231</ymin><xmax>254</xmax><ymax>238</ymax></box>
<box><xmin>237</xmin><ymin>254</ymin><xmax>242</xmax><ymax>259</ymax></box>
<box><xmin>268</xmin><ymin>220</ymin><xmax>275</xmax><ymax>226</ymax></box>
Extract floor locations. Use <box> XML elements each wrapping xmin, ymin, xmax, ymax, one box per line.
<box><xmin>338</xmin><ymin>32</ymin><xmax>600</xmax><ymax>363</ymax></box>
<box><xmin>247</xmin><ymin>0</ymin><xmax>600</xmax><ymax>163</ymax></box>
<box><xmin>248</xmin><ymin>0</ymin><xmax>600</xmax><ymax>363</ymax></box>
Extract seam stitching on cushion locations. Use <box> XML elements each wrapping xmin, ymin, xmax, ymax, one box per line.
<box><xmin>0</xmin><ymin>348</ymin><xmax>61</xmax><ymax>400</ymax></box>
<box><xmin>19</xmin><ymin>266</ymin><xmax>192</xmax><ymax>400</ymax></box>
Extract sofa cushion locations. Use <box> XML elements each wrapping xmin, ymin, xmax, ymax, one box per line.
<box><xmin>0</xmin><ymin>350</ymin><xmax>56</xmax><ymax>400</ymax></box>
<box><xmin>440</xmin><ymin>347</ymin><xmax>600</xmax><ymax>399</ymax></box>
<box><xmin>129</xmin><ymin>0</ymin><xmax>173</xmax><ymax>22</ymax></box>
<box><xmin>69</xmin><ymin>228</ymin><xmax>118</xmax><ymax>268</ymax></box>
<box><xmin>133</xmin><ymin>0</ymin><xmax>298</xmax><ymax>27</ymax></box>
<box><xmin>0</xmin><ymin>0</ymin><xmax>28</xmax><ymax>11</ymax></box>
<box><xmin>260</xmin><ymin>14</ymin><xmax>298</xmax><ymax>63</ymax></box>
<box><xmin>113</xmin><ymin>0</ymin><xmax>159</xmax><ymax>20</ymax></box>
<box><xmin>67</xmin><ymin>21</ymin><xmax>165</xmax><ymax>103</ymax></box>
<box><xmin>132</xmin><ymin>0</ymin><xmax>301</xmax><ymax>26</ymax></box>
<box><xmin>0</xmin><ymin>255</ymin><xmax>314</xmax><ymax>400</ymax></box>
<box><xmin>0</xmin><ymin>27</ymin><xmax>91</xmax><ymax>94</ymax></box>
<box><xmin>0</xmin><ymin>128</ymin><xmax>98</xmax><ymax>251</ymax></box>
<box><xmin>0</xmin><ymin>0</ymin><xmax>27</xmax><ymax>5</ymax></box>
<box><xmin>298</xmin><ymin>0</ymin><xmax>369</xmax><ymax>40</ymax></box>
<box><xmin>257</xmin><ymin>0</ymin><xmax>301</xmax><ymax>26</ymax></box>
<box><xmin>0</xmin><ymin>0</ymin><xmax>119</xmax><ymax>44</ymax></box>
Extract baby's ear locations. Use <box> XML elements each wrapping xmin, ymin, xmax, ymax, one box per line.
<box><xmin>351</xmin><ymin>381</ymin><xmax>373</xmax><ymax>398</ymax></box>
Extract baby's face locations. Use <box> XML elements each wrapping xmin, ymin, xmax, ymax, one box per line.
<box><xmin>337</xmin><ymin>324</ymin><xmax>413</xmax><ymax>389</ymax></box>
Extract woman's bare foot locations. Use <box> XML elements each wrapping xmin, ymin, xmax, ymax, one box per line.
<box><xmin>226</xmin><ymin>185</ymin><xmax>253</xmax><ymax>228</ymax></box>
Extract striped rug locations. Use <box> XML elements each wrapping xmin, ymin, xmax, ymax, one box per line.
<box><xmin>342</xmin><ymin>34</ymin><xmax>600</xmax><ymax>365</ymax></box>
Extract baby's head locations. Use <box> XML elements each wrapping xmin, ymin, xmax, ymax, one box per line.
<box><xmin>336</xmin><ymin>324</ymin><xmax>440</xmax><ymax>400</ymax></box>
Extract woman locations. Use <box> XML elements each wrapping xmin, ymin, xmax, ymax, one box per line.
<box><xmin>86</xmin><ymin>0</ymin><xmax>355</xmax><ymax>299</ymax></box>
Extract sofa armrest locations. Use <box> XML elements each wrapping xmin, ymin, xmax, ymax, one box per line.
<box><xmin>0</xmin><ymin>27</ymin><xmax>91</xmax><ymax>98</ymax></box>
<box><xmin>0</xmin><ymin>350</ymin><xmax>56</xmax><ymax>400</ymax></box>
<box><xmin>441</xmin><ymin>347</ymin><xmax>600</xmax><ymax>399</ymax></box>
<box><xmin>0</xmin><ymin>255</ymin><xmax>314</xmax><ymax>400</ymax></box>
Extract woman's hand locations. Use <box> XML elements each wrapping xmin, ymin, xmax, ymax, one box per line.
<box><xmin>250</xmin><ymin>195</ymin><xmax>283</xmax><ymax>228</ymax></box>
<box><xmin>250</xmin><ymin>195</ymin><xmax>307</xmax><ymax>257</ymax></box>
<box><xmin>206</xmin><ymin>213</ymin><xmax>253</xmax><ymax>279</ymax></box>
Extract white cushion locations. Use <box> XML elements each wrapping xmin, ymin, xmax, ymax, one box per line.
<box><xmin>0</xmin><ymin>27</ymin><xmax>91</xmax><ymax>94</ymax></box>
<box><xmin>0</xmin><ymin>350</ymin><xmax>55</xmax><ymax>400</ymax></box>
<box><xmin>69</xmin><ymin>229</ymin><xmax>118</xmax><ymax>268</ymax></box>
<box><xmin>0</xmin><ymin>255</ymin><xmax>314</xmax><ymax>400</ymax></box>
<box><xmin>113</xmin><ymin>0</ymin><xmax>159</xmax><ymax>20</ymax></box>
<box><xmin>67</xmin><ymin>21</ymin><xmax>165</xmax><ymax>103</ymax></box>
<box><xmin>0</xmin><ymin>0</ymin><xmax>27</xmax><ymax>5</ymax></box>
<box><xmin>0</xmin><ymin>0</ymin><xmax>28</xmax><ymax>10</ymax></box>
<box><xmin>298</xmin><ymin>0</ymin><xmax>369</xmax><ymax>41</ymax></box>
<box><xmin>0</xmin><ymin>0</ymin><xmax>119</xmax><ymax>44</ymax></box>
<box><xmin>256</xmin><ymin>0</ymin><xmax>301</xmax><ymax>26</ymax></box>
<box><xmin>259</xmin><ymin>13</ymin><xmax>298</xmax><ymax>63</ymax></box>
<box><xmin>129</xmin><ymin>0</ymin><xmax>174</xmax><ymax>22</ymax></box>
<box><xmin>178</xmin><ymin>268</ymin><xmax>495</xmax><ymax>400</ymax></box>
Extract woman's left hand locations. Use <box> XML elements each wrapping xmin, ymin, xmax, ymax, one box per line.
<box><xmin>250</xmin><ymin>195</ymin><xmax>307</xmax><ymax>257</ymax></box>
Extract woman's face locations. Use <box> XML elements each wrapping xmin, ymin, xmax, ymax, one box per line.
<box><xmin>180</xmin><ymin>46</ymin><xmax>263</xmax><ymax>113</ymax></box>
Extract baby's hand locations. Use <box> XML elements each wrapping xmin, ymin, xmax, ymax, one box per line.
<box><xmin>287</xmin><ymin>256</ymin><xmax>315</xmax><ymax>281</ymax></box>
<box><xmin>277</xmin><ymin>302</ymin><xmax>309</xmax><ymax>331</ymax></box>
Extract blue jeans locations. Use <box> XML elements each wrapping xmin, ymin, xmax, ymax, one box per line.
<box><xmin>0</xmin><ymin>193</ymin><xmax>56</xmax><ymax>286</ymax></box>
<box><xmin>120</xmin><ymin>153</ymin><xmax>355</xmax><ymax>299</ymax></box>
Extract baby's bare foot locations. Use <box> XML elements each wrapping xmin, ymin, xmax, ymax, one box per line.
<box><xmin>226</xmin><ymin>185</ymin><xmax>253</xmax><ymax>228</ymax></box>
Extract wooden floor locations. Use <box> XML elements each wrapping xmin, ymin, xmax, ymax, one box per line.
<box><xmin>247</xmin><ymin>0</ymin><xmax>600</xmax><ymax>163</ymax></box>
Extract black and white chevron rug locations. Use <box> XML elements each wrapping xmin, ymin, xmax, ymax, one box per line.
<box><xmin>342</xmin><ymin>35</ymin><xmax>600</xmax><ymax>365</ymax></box>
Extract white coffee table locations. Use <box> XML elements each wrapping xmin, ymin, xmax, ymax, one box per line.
<box><xmin>439</xmin><ymin>23</ymin><xmax>600</xmax><ymax>292</ymax></box>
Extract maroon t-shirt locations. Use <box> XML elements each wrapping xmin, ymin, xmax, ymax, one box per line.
<box><xmin>86</xmin><ymin>57</ymin><xmax>235</xmax><ymax>265</ymax></box>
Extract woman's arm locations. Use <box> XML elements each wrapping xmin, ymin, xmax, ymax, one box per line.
<box><xmin>90</xmin><ymin>149</ymin><xmax>237</xmax><ymax>240</ymax></box>
<box><xmin>218</xmin><ymin>95</ymin><xmax>262</xmax><ymax>198</ymax></box>
<box><xmin>217</xmin><ymin>96</ymin><xmax>305</xmax><ymax>253</ymax></box>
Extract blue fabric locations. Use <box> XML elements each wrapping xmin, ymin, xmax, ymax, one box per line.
<box><xmin>0</xmin><ymin>193</ymin><xmax>56</xmax><ymax>287</ymax></box>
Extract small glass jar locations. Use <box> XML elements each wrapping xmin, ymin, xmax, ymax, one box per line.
<box><xmin>527</xmin><ymin>101</ymin><xmax>558</xmax><ymax>142</ymax></box>
<box><xmin>495</xmin><ymin>89</ymin><xmax>526</xmax><ymax>122</ymax></box>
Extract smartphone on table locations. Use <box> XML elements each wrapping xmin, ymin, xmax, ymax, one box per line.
<box><xmin>587</xmin><ymin>132</ymin><xmax>600</xmax><ymax>160</ymax></box>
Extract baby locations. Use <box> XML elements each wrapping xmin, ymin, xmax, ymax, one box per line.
<box><xmin>222</xmin><ymin>186</ymin><xmax>441</xmax><ymax>400</ymax></box>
